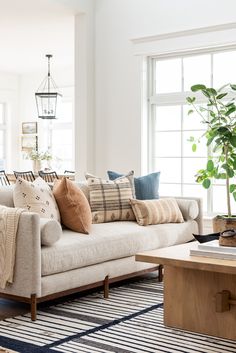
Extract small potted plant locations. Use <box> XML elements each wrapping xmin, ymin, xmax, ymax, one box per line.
<box><xmin>26</xmin><ymin>149</ymin><xmax>52</xmax><ymax>173</ymax></box>
<box><xmin>187</xmin><ymin>83</ymin><xmax>236</xmax><ymax>232</ymax></box>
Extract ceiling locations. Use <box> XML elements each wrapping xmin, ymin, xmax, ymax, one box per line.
<box><xmin>0</xmin><ymin>0</ymin><xmax>80</xmax><ymax>74</ymax></box>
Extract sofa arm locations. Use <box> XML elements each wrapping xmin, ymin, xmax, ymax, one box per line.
<box><xmin>0</xmin><ymin>212</ymin><xmax>41</xmax><ymax>298</ymax></box>
<box><xmin>161</xmin><ymin>196</ymin><xmax>203</xmax><ymax>234</ymax></box>
<box><xmin>175</xmin><ymin>197</ymin><xmax>203</xmax><ymax>234</ymax></box>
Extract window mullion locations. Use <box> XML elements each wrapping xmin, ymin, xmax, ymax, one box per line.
<box><xmin>181</xmin><ymin>57</ymin><xmax>184</xmax><ymax>196</ymax></box>
<box><xmin>207</xmin><ymin>53</ymin><xmax>214</xmax><ymax>214</ymax></box>
<box><xmin>147</xmin><ymin>57</ymin><xmax>154</xmax><ymax>173</ymax></box>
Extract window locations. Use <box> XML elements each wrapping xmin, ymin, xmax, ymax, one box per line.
<box><xmin>0</xmin><ymin>103</ymin><xmax>6</xmax><ymax>170</ymax></box>
<box><xmin>148</xmin><ymin>49</ymin><xmax>236</xmax><ymax>215</ymax></box>
<box><xmin>47</xmin><ymin>100</ymin><xmax>74</xmax><ymax>173</ymax></box>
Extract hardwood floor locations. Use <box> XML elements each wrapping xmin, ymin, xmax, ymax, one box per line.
<box><xmin>0</xmin><ymin>298</ymin><xmax>28</xmax><ymax>320</ymax></box>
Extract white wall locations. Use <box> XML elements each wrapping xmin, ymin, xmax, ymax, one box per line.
<box><xmin>94</xmin><ymin>0</ymin><xmax>236</xmax><ymax>177</ymax></box>
<box><xmin>0</xmin><ymin>72</ymin><xmax>20</xmax><ymax>172</ymax></box>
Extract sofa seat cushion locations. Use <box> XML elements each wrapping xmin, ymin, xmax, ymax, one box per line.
<box><xmin>41</xmin><ymin>220</ymin><xmax>197</xmax><ymax>276</ymax></box>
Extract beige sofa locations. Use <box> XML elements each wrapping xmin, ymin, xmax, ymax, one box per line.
<box><xmin>0</xmin><ymin>187</ymin><xmax>203</xmax><ymax>320</ymax></box>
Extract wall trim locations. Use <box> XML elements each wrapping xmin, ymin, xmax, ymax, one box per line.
<box><xmin>131</xmin><ymin>22</ymin><xmax>236</xmax><ymax>44</ymax></box>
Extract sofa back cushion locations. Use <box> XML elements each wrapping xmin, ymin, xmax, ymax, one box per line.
<box><xmin>74</xmin><ymin>181</ymin><xmax>90</xmax><ymax>202</ymax></box>
<box><xmin>53</xmin><ymin>177</ymin><xmax>92</xmax><ymax>233</ymax></box>
<box><xmin>130</xmin><ymin>198</ymin><xmax>184</xmax><ymax>226</ymax></box>
<box><xmin>85</xmin><ymin>173</ymin><xmax>135</xmax><ymax>223</ymax></box>
<box><xmin>13</xmin><ymin>177</ymin><xmax>60</xmax><ymax>221</ymax></box>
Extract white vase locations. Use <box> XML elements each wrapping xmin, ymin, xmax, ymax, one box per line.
<box><xmin>32</xmin><ymin>160</ymin><xmax>41</xmax><ymax>174</ymax></box>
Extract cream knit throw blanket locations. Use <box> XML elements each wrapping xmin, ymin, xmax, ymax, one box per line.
<box><xmin>0</xmin><ymin>206</ymin><xmax>25</xmax><ymax>289</ymax></box>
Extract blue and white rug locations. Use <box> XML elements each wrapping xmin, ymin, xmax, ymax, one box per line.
<box><xmin>0</xmin><ymin>278</ymin><xmax>235</xmax><ymax>353</ymax></box>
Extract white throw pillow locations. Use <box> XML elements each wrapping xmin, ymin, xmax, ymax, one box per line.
<box><xmin>13</xmin><ymin>177</ymin><xmax>60</xmax><ymax>222</ymax></box>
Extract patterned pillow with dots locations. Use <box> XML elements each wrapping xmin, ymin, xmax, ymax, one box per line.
<box><xmin>13</xmin><ymin>177</ymin><xmax>60</xmax><ymax>222</ymax></box>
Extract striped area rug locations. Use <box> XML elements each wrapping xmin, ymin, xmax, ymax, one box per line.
<box><xmin>0</xmin><ymin>278</ymin><xmax>235</xmax><ymax>353</ymax></box>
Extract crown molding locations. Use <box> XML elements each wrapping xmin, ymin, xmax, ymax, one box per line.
<box><xmin>131</xmin><ymin>22</ymin><xmax>236</xmax><ymax>44</ymax></box>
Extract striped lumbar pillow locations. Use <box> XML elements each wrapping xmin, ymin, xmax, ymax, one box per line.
<box><xmin>85</xmin><ymin>173</ymin><xmax>135</xmax><ymax>223</ymax></box>
<box><xmin>130</xmin><ymin>198</ymin><xmax>184</xmax><ymax>226</ymax></box>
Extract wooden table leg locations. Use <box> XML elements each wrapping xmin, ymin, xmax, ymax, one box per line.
<box><xmin>158</xmin><ymin>264</ymin><xmax>163</xmax><ymax>282</ymax></box>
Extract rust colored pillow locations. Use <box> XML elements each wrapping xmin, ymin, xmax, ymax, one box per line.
<box><xmin>53</xmin><ymin>177</ymin><xmax>92</xmax><ymax>234</ymax></box>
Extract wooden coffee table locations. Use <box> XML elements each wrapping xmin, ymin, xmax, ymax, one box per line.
<box><xmin>136</xmin><ymin>242</ymin><xmax>236</xmax><ymax>340</ymax></box>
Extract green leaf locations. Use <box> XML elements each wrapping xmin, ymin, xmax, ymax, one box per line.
<box><xmin>202</xmin><ymin>90</ymin><xmax>211</xmax><ymax>98</ymax></box>
<box><xmin>221</xmin><ymin>117</ymin><xmax>227</xmax><ymax>123</ymax></box>
<box><xmin>198</xmin><ymin>169</ymin><xmax>206</xmax><ymax>174</ymax></box>
<box><xmin>207</xmin><ymin>160</ymin><xmax>214</xmax><ymax>172</ymax></box>
<box><xmin>213</xmin><ymin>143</ymin><xmax>221</xmax><ymax>153</ymax></box>
<box><xmin>230</xmin><ymin>84</ymin><xmax>236</xmax><ymax>90</ymax></box>
<box><xmin>202</xmin><ymin>179</ymin><xmax>211</xmax><ymax>189</ymax></box>
<box><xmin>230</xmin><ymin>136</ymin><xmax>236</xmax><ymax>147</ymax></box>
<box><xmin>215</xmin><ymin>137</ymin><xmax>222</xmax><ymax>144</ymax></box>
<box><xmin>188</xmin><ymin>136</ymin><xmax>194</xmax><ymax>142</ymax></box>
<box><xmin>230</xmin><ymin>184</ymin><xmax>236</xmax><ymax>193</ymax></box>
<box><xmin>192</xmin><ymin>143</ymin><xmax>197</xmax><ymax>152</ymax></box>
<box><xmin>228</xmin><ymin>168</ymin><xmax>234</xmax><ymax>178</ymax></box>
<box><xmin>219</xmin><ymin>173</ymin><xmax>227</xmax><ymax>179</ymax></box>
<box><xmin>188</xmin><ymin>109</ymin><xmax>194</xmax><ymax>115</ymax></box>
<box><xmin>217</xmin><ymin>126</ymin><xmax>229</xmax><ymax>134</ymax></box>
<box><xmin>191</xmin><ymin>84</ymin><xmax>206</xmax><ymax>92</ymax></box>
<box><xmin>225</xmin><ymin>106</ymin><xmax>236</xmax><ymax>116</ymax></box>
<box><xmin>216</xmin><ymin>93</ymin><xmax>228</xmax><ymax>99</ymax></box>
<box><xmin>222</xmin><ymin>164</ymin><xmax>234</xmax><ymax>177</ymax></box>
<box><xmin>186</xmin><ymin>97</ymin><xmax>195</xmax><ymax>104</ymax></box>
<box><xmin>208</xmin><ymin>88</ymin><xmax>217</xmax><ymax>96</ymax></box>
<box><xmin>207</xmin><ymin>136</ymin><xmax>215</xmax><ymax>146</ymax></box>
<box><xmin>220</xmin><ymin>155</ymin><xmax>225</xmax><ymax>163</ymax></box>
<box><xmin>233</xmin><ymin>192</ymin><xmax>236</xmax><ymax>202</ymax></box>
<box><xmin>226</xmin><ymin>102</ymin><xmax>235</xmax><ymax>108</ymax></box>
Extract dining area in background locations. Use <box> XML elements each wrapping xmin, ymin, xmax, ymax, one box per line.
<box><xmin>1</xmin><ymin>170</ymin><xmax>75</xmax><ymax>184</ymax></box>
<box><xmin>16</xmin><ymin>116</ymin><xmax>75</xmax><ymax>177</ymax></box>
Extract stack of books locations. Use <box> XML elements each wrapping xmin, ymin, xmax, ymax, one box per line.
<box><xmin>190</xmin><ymin>240</ymin><xmax>236</xmax><ymax>260</ymax></box>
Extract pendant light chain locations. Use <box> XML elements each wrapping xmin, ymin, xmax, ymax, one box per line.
<box><xmin>35</xmin><ymin>54</ymin><xmax>62</xmax><ymax>119</ymax></box>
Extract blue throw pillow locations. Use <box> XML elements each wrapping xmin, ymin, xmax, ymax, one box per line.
<box><xmin>107</xmin><ymin>170</ymin><xmax>160</xmax><ymax>200</ymax></box>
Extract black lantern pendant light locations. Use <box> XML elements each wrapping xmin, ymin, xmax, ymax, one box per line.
<box><xmin>35</xmin><ymin>54</ymin><xmax>62</xmax><ymax>119</ymax></box>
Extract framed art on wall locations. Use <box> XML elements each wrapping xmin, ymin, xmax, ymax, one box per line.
<box><xmin>22</xmin><ymin>122</ymin><xmax>38</xmax><ymax>134</ymax></box>
<box><xmin>21</xmin><ymin>135</ymin><xmax>38</xmax><ymax>151</ymax></box>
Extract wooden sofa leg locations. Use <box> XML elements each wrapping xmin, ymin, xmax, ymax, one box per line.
<box><xmin>158</xmin><ymin>265</ymin><xmax>163</xmax><ymax>282</ymax></box>
<box><xmin>104</xmin><ymin>276</ymin><xmax>109</xmax><ymax>298</ymax></box>
<box><xmin>31</xmin><ymin>294</ymin><xmax>37</xmax><ymax>321</ymax></box>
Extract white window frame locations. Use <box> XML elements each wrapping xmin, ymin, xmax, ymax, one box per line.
<box><xmin>0</xmin><ymin>103</ymin><xmax>7</xmax><ymax>170</ymax></box>
<box><xmin>147</xmin><ymin>46</ymin><xmax>236</xmax><ymax>215</ymax></box>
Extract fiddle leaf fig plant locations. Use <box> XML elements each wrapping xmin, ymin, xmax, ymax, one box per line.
<box><xmin>187</xmin><ymin>83</ymin><xmax>236</xmax><ymax>217</ymax></box>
